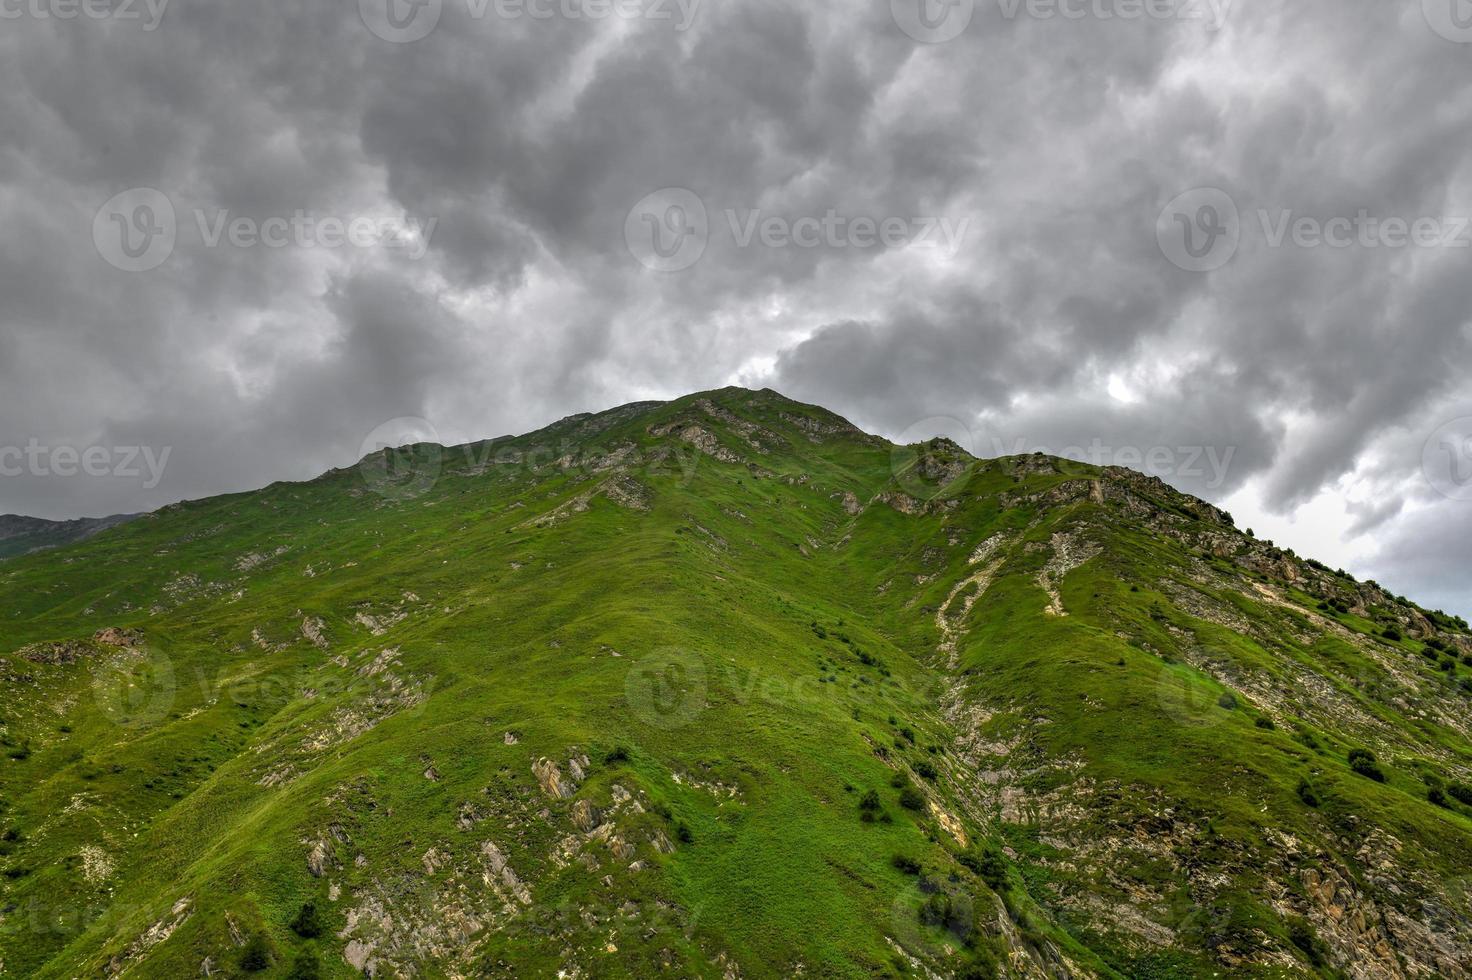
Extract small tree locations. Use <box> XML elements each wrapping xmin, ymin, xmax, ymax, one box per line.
<box><xmin>290</xmin><ymin>901</ymin><xmax>324</xmax><ymax>939</ymax></box>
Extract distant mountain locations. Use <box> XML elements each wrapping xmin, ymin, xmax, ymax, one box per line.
<box><xmin>1</xmin><ymin>388</ymin><xmax>1469</xmax><ymax>979</ymax></box>
<box><xmin>0</xmin><ymin>512</ymin><xmax>140</xmax><ymax>560</ymax></box>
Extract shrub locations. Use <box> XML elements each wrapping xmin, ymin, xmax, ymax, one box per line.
<box><xmin>1348</xmin><ymin>748</ymin><xmax>1386</xmax><ymax>783</ymax></box>
<box><xmin>287</xmin><ymin>952</ymin><xmax>323</xmax><ymax>980</ymax></box>
<box><xmin>676</xmin><ymin>823</ymin><xmax>694</xmax><ymax>844</ymax></box>
<box><xmin>1448</xmin><ymin>783</ymin><xmax>1472</xmax><ymax>807</ymax></box>
<box><xmin>914</xmin><ymin>761</ymin><xmax>938</xmax><ymax>781</ymax></box>
<box><xmin>1255</xmin><ymin>717</ymin><xmax>1276</xmax><ymax>730</ymax></box>
<box><xmin>899</xmin><ymin>787</ymin><xmax>926</xmax><ymax>811</ymax></box>
<box><xmin>1217</xmin><ymin>692</ymin><xmax>1238</xmax><ymax>711</ymax></box>
<box><xmin>1382</xmin><ymin>627</ymin><xmax>1403</xmax><ymax>642</ymax></box>
<box><xmin>890</xmin><ymin>772</ymin><xmax>908</xmax><ymax>789</ymax></box>
<box><xmin>1296</xmin><ymin>779</ymin><xmax>1319</xmax><ymax>808</ymax></box>
<box><xmin>1287</xmin><ymin>918</ymin><xmax>1327</xmax><ymax>967</ymax></box>
<box><xmin>1428</xmin><ymin>788</ymin><xmax>1449</xmax><ymax>808</ymax></box>
<box><xmin>289</xmin><ymin>902</ymin><xmax>323</xmax><ymax>939</ymax></box>
<box><xmin>892</xmin><ymin>855</ymin><xmax>921</xmax><ymax>875</ymax></box>
<box><xmin>240</xmin><ymin>935</ymin><xmax>273</xmax><ymax>972</ymax></box>
<box><xmin>604</xmin><ymin>746</ymin><xmax>630</xmax><ymax>764</ymax></box>
<box><xmin>959</xmin><ymin>845</ymin><xmax>1009</xmax><ymax>891</ymax></box>
<box><xmin>918</xmin><ymin>892</ymin><xmax>954</xmax><ymax>927</ymax></box>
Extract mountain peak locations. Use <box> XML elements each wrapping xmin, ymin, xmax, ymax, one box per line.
<box><xmin>2</xmin><ymin>390</ymin><xmax>1470</xmax><ymax>978</ymax></box>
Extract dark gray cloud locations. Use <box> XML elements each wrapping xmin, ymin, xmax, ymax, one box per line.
<box><xmin>1</xmin><ymin>0</ymin><xmax>1470</xmax><ymax>616</ymax></box>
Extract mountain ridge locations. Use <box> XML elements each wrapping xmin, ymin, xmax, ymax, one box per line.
<box><xmin>1</xmin><ymin>386</ymin><xmax>1469</xmax><ymax>979</ymax></box>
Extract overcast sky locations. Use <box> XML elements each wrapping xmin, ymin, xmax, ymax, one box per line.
<box><xmin>1</xmin><ymin>0</ymin><xmax>1471</xmax><ymax>616</ymax></box>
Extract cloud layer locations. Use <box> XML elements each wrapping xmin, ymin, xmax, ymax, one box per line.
<box><xmin>2</xmin><ymin>0</ymin><xmax>1470</xmax><ymax>614</ymax></box>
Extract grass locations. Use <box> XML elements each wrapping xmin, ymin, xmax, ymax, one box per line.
<box><xmin>0</xmin><ymin>388</ymin><xmax>1467</xmax><ymax>978</ymax></box>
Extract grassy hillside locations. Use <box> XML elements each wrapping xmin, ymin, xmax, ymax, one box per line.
<box><xmin>0</xmin><ymin>388</ymin><xmax>1468</xmax><ymax>979</ymax></box>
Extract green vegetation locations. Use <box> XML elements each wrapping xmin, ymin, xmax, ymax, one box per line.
<box><xmin>0</xmin><ymin>387</ymin><xmax>1468</xmax><ymax>978</ymax></box>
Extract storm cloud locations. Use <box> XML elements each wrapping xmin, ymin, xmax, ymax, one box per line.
<box><xmin>1</xmin><ymin>0</ymin><xmax>1470</xmax><ymax>614</ymax></box>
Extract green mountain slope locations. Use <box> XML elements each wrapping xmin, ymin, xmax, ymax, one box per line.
<box><xmin>0</xmin><ymin>515</ymin><xmax>139</xmax><ymax>562</ymax></box>
<box><xmin>1</xmin><ymin>388</ymin><xmax>1469</xmax><ymax>979</ymax></box>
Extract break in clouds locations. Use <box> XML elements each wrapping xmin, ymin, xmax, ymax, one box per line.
<box><xmin>1</xmin><ymin>0</ymin><xmax>1471</xmax><ymax>615</ymax></box>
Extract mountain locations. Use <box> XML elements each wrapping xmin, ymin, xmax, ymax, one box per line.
<box><xmin>0</xmin><ymin>513</ymin><xmax>139</xmax><ymax>561</ymax></box>
<box><xmin>1</xmin><ymin>387</ymin><xmax>1469</xmax><ymax>980</ymax></box>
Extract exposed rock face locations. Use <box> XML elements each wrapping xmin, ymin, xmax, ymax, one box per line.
<box><xmin>532</xmin><ymin>758</ymin><xmax>575</xmax><ymax>799</ymax></box>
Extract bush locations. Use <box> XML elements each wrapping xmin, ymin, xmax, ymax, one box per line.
<box><xmin>899</xmin><ymin>786</ymin><xmax>926</xmax><ymax>811</ymax></box>
<box><xmin>960</xmin><ymin>845</ymin><xmax>1009</xmax><ymax>892</ymax></box>
<box><xmin>604</xmin><ymin>746</ymin><xmax>630</xmax><ymax>764</ymax></box>
<box><xmin>240</xmin><ymin>935</ymin><xmax>273</xmax><ymax>972</ymax></box>
<box><xmin>1382</xmin><ymin>627</ymin><xmax>1403</xmax><ymax>642</ymax></box>
<box><xmin>892</xmin><ymin>855</ymin><xmax>922</xmax><ymax>875</ymax></box>
<box><xmin>914</xmin><ymin>761</ymin><xmax>938</xmax><ymax>781</ymax></box>
<box><xmin>918</xmin><ymin>892</ymin><xmax>953</xmax><ymax>927</ymax></box>
<box><xmin>676</xmin><ymin>823</ymin><xmax>694</xmax><ymax>844</ymax></box>
<box><xmin>1287</xmin><ymin>917</ymin><xmax>1327</xmax><ymax>967</ymax></box>
<box><xmin>1348</xmin><ymin>748</ymin><xmax>1386</xmax><ymax>783</ymax></box>
<box><xmin>290</xmin><ymin>902</ymin><xmax>324</xmax><ymax>939</ymax></box>
<box><xmin>1448</xmin><ymin>783</ymin><xmax>1472</xmax><ymax>807</ymax></box>
<box><xmin>1255</xmin><ymin>717</ymin><xmax>1276</xmax><ymax>730</ymax></box>
<box><xmin>1217</xmin><ymin>692</ymin><xmax>1238</xmax><ymax>711</ymax></box>
<box><xmin>1296</xmin><ymin>779</ymin><xmax>1319</xmax><ymax>808</ymax></box>
<box><xmin>1428</xmin><ymin>788</ymin><xmax>1449</xmax><ymax>808</ymax></box>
